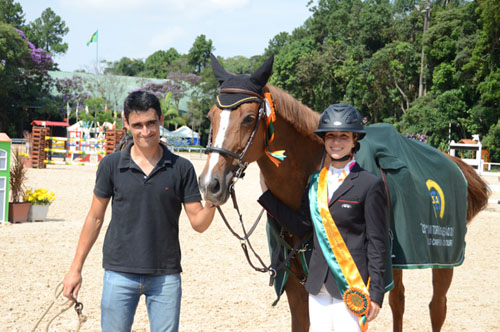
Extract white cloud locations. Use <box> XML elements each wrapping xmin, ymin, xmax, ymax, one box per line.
<box><xmin>146</xmin><ymin>26</ymin><xmax>188</xmax><ymax>56</ymax></box>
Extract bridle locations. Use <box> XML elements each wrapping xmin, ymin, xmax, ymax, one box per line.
<box><xmin>204</xmin><ymin>88</ymin><xmax>309</xmax><ymax>285</ymax></box>
<box><xmin>205</xmin><ymin>88</ymin><xmax>266</xmax><ymax>189</ymax></box>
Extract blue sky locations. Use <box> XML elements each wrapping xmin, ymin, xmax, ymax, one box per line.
<box><xmin>18</xmin><ymin>0</ymin><xmax>313</xmax><ymax>73</ymax></box>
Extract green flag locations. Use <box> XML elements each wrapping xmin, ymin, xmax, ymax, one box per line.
<box><xmin>86</xmin><ymin>30</ymin><xmax>98</xmax><ymax>46</ymax></box>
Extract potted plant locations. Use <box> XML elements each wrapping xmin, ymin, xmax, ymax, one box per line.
<box><xmin>8</xmin><ymin>149</ymin><xmax>30</xmax><ymax>222</ymax></box>
<box><xmin>19</xmin><ymin>151</ymin><xmax>31</xmax><ymax>168</ymax></box>
<box><xmin>25</xmin><ymin>188</ymin><xmax>55</xmax><ymax>221</ymax></box>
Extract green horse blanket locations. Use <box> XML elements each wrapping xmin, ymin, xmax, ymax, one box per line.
<box><xmin>356</xmin><ymin>123</ymin><xmax>468</xmax><ymax>269</ymax></box>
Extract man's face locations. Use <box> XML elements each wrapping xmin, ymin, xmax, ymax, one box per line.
<box><xmin>124</xmin><ymin>108</ymin><xmax>163</xmax><ymax>149</ymax></box>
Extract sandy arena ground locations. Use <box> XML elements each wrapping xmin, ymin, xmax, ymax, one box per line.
<box><xmin>1</xmin><ymin>151</ymin><xmax>499</xmax><ymax>332</ymax></box>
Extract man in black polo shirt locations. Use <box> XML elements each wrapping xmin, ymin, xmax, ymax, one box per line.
<box><xmin>62</xmin><ymin>91</ymin><xmax>216</xmax><ymax>332</ymax></box>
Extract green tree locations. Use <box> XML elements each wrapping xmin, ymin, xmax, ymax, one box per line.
<box><xmin>162</xmin><ymin>91</ymin><xmax>185</xmax><ymax>130</ymax></box>
<box><xmin>0</xmin><ymin>0</ymin><xmax>24</xmax><ymax>28</ymax></box>
<box><xmin>222</xmin><ymin>56</ymin><xmax>253</xmax><ymax>75</ymax></box>
<box><xmin>424</xmin><ymin>4</ymin><xmax>478</xmax><ymax>73</ymax></box>
<box><xmin>188</xmin><ymin>34</ymin><xmax>214</xmax><ymax>73</ymax></box>
<box><xmin>25</xmin><ymin>7</ymin><xmax>69</xmax><ymax>56</ymax></box>
<box><xmin>0</xmin><ymin>23</ymin><xmax>55</xmax><ymax>137</ymax></box>
<box><xmin>269</xmin><ymin>38</ymin><xmax>316</xmax><ymax>101</ymax></box>
<box><xmin>264</xmin><ymin>31</ymin><xmax>291</xmax><ymax>57</ymax></box>
<box><xmin>483</xmin><ymin>119</ymin><xmax>500</xmax><ymax>162</ymax></box>
<box><xmin>185</xmin><ymin>99</ymin><xmax>205</xmax><ymax>143</ymax></box>
<box><xmin>165</xmin><ymin>55</ymin><xmax>192</xmax><ymax>74</ymax></box>
<box><xmin>401</xmin><ymin>89</ymin><xmax>467</xmax><ymax>150</ymax></box>
<box><xmin>0</xmin><ymin>22</ymin><xmax>31</xmax><ymax>135</ymax></box>
<box><xmin>351</xmin><ymin>41</ymin><xmax>420</xmax><ymax>123</ymax></box>
<box><xmin>83</xmin><ymin>97</ymin><xmax>113</xmax><ymax>125</ymax></box>
<box><xmin>183</xmin><ymin>63</ymin><xmax>218</xmax><ymax>145</ymax></box>
<box><xmin>294</xmin><ymin>41</ymin><xmax>346</xmax><ymax>112</ymax></box>
<box><xmin>144</xmin><ymin>48</ymin><xmax>180</xmax><ymax>78</ymax></box>
<box><xmin>104</xmin><ymin>57</ymin><xmax>145</xmax><ymax>76</ymax></box>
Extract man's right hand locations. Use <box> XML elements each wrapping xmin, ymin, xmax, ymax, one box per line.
<box><xmin>62</xmin><ymin>269</ymin><xmax>82</xmax><ymax>302</ymax></box>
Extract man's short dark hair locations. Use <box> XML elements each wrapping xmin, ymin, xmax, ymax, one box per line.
<box><xmin>123</xmin><ymin>91</ymin><xmax>162</xmax><ymax>121</ymax></box>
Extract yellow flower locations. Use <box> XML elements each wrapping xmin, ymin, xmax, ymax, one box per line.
<box><xmin>24</xmin><ymin>188</ymin><xmax>56</xmax><ymax>205</ymax></box>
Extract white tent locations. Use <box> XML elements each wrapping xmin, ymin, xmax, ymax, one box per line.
<box><xmin>163</xmin><ymin>126</ymin><xmax>200</xmax><ymax>146</ymax></box>
<box><xmin>159</xmin><ymin>126</ymin><xmax>172</xmax><ymax>137</ymax></box>
<box><xmin>171</xmin><ymin>125</ymin><xmax>199</xmax><ymax>138</ymax></box>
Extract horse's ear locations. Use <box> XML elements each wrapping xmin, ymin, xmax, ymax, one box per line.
<box><xmin>211</xmin><ymin>53</ymin><xmax>232</xmax><ymax>85</ymax></box>
<box><xmin>250</xmin><ymin>55</ymin><xmax>274</xmax><ymax>87</ymax></box>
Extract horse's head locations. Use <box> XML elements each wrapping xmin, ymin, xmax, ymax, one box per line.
<box><xmin>199</xmin><ymin>54</ymin><xmax>274</xmax><ymax>204</ymax></box>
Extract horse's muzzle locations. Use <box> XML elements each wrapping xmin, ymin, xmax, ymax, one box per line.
<box><xmin>199</xmin><ymin>170</ymin><xmax>235</xmax><ymax>205</ymax></box>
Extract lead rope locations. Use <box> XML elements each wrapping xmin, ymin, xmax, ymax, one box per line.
<box><xmin>32</xmin><ymin>282</ymin><xmax>87</xmax><ymax>332</ymax></box>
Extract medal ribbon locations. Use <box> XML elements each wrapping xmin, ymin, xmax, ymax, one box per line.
<box><xmin>309</xmin><ymin>166</ymin><xmax>370</xmax><ymax>331</ymax></box>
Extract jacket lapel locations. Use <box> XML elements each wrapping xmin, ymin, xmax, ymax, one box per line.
<box><xmin>328</xmin><ymin>163</ymin><xmax>360</xmax><ymax>207</ymax></box>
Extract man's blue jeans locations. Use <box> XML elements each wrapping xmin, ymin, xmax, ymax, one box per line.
<box><xmin>101</xmin><ymin>270</ymin><xmax>182</xmax><ymax>332</ymax></box>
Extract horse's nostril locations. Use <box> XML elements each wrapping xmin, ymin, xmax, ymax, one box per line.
<box><xmin>209</xmin><ymin>178</ymin><xmax>221</xmax><ymax>195</ymax></box>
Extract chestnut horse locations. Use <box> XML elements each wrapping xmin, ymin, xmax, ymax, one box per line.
<box><xmin>199</xmin><ymin>58</ymin><xmax>490</xmax><ymax>332</ymax></box>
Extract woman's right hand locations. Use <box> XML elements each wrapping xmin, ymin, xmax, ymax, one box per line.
<box><xmin>260</xmin><ymin>171</ymin><xmax>268</xmax><ymax>192</ymax></box>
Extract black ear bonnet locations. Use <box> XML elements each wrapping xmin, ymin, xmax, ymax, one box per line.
<box><xmin>211</xmin><ymin>54</ymin><xmax>274</xmax><ymax>110</ymax></box>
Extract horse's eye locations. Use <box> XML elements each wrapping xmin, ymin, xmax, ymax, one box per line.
<box><xmin>242</xmin><ymin>115</ymin><xmax>256</xmax><ymax>126</ymax></box>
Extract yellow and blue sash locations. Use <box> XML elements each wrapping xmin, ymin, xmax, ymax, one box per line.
<box><xmin>309</xmin><ymin>165</ymin><xmax>371</xmax><ymax>331</ymax></box>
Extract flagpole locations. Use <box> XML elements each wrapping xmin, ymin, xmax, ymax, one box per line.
<box><xmin>96</xmin><ymin>29</ymin><xmax>99</xmax><ymax>73</ymax></box>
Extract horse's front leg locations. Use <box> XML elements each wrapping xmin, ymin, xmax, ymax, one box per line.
<box><xmin>429</xmin><ymin>268</ymin><xmax>453</xmax><ymax>332</ymax></box>
<box><xmin>389</xmin><ymin>269</ymin><xmax>404</xmax><ymax>332</ymax></box>
<box><xmin>284</xmin><ymin>276</ymin><xmax>310</xmax><ymax>332</ymax></box>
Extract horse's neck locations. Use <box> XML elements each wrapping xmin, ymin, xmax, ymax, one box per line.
<box><xmin>257</xmin><ymin>117</ymin><xmax>323</xmax><ymax>210</ymax></box>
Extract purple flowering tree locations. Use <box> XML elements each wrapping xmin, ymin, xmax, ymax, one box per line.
<box><xmin>0</xmin><ymin>23</ymin><xmax>56</xmax><ymax>136</ymax></box>
<box><xmin>136</xmin><ymin>72</ymin><xmax>201</xmax><ymax>131</ymax></box>
<box><xmin>138</xmin><ymin>72</ymin><xmax>201</xmax><ymax>109</ymax></box>
<box><xmin>15</xmin><ymin>28</ymin><xmax>53</xmax><ymax>71</ymax></box>
<box><xmin>405</xmin><ymin>133</ymin><xmax>429</xmax><ymax>143</ymax></box>
<box><xmin>55</xmin><ymin>76</ymin><xmax>91</xmax><ymax>118</ymax></box>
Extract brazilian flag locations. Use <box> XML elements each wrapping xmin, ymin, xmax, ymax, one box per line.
<box><xmin>87</xmin><ymin>31</ymin><xmax>98</xmax><ymax>46</ymax></box>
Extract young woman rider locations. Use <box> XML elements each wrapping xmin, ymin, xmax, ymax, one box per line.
<box><xmin>258</xmin><ymin>104</ymin><xmax>387</xmax><ymax>332</ymax></box>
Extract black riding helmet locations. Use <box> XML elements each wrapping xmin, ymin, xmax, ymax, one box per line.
<box><xmin>314</xmin><ymin>104</ymin><xmax>366</xmax><ymax>140</ymax></box>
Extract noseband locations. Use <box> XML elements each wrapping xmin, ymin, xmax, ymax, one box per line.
<box><xmin>205</xmin><ymin>88</ymin><xmax>266</xmax><ymax>184</ymax></box>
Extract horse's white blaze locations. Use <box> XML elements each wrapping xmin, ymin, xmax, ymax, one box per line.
<box><xmin>203</xmin><ymin>109</ymin><xmax>231</xmax><ymax>186</ymax></box>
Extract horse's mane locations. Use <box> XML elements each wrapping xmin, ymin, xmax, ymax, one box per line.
<box><xmin>267</xmin><ymin>85</ymin><xmax>323</xmax><ymax>144</ymax></box>
<box><xmin>447</xmin><ymin>154</ymin><xmax>491</xmax><ymax>223</ymax></box>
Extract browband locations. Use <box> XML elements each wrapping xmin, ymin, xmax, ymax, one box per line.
<box><xmin>219</xmin><ymin>88</ymin><xmax>265</xmax><ymax>100</ymax></box>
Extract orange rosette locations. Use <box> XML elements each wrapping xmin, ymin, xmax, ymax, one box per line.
<box><xmin>343</xmin><ymin>287</ymin><xmax>371</xmax><ymax>316</ymax></box>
